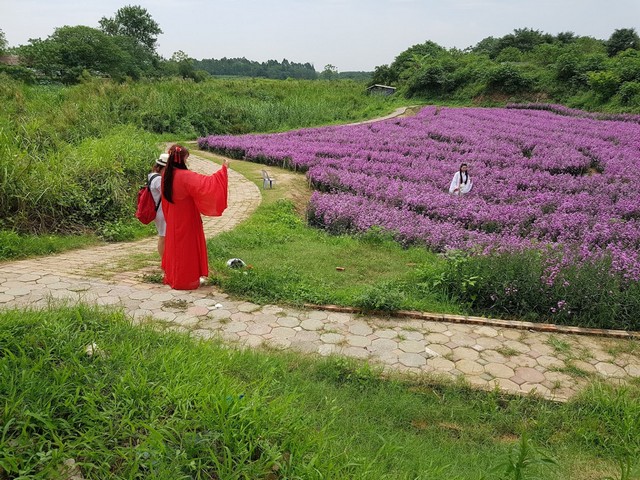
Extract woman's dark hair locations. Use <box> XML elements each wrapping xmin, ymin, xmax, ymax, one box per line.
<box><xmin>459</xmin><ymin>163</ymin><xmax>469</xmax><ymax>185</ymax></box>
<box><xmin>162</xmin><ymin>144</ymin><xmax>189</xmax><ymax>203</ymax></box>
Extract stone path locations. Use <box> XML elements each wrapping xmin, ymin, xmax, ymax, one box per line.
<box><xmin>1</xmin><ymin>153</ymin><xmax>639</xmax><ymax>402</ymax></box>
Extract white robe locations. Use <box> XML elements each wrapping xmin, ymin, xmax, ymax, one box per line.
<box><xmin>148</xmin><ymin>172</ymin><xmax>166</xmax><ymax>236</ymax></box>
<box><xmin>449</xmin><ymin>171</ymin><xmax>472</xmax><ymax>195</ymax></box>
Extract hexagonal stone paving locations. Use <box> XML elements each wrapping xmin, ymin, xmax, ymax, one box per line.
<box><xmin>398</xmin><ymin>352</ymin><xmax>427</xmax><ymax>368</ymax></box>
<box><xmin>485</xmin><ymin>363</ymin><xmax>515</xmax><ymax>379</ymax></box>
<box><xmin>398</xmin><ymin>340</ymin><xmax>425</xmax><ymax>354</ymax></box>
<box><xmin>369</xmin><ymin>338</ymin><xmax>398</xmax><ymax>352</ymax></box>
<box><xmin>376</xmin><ymin>329</ymin><xmax>399</xmax><ymax>339</ymax></box>
<box><xmin>349</xmin><ymin>323</ymin><xmax>373</xmax><ymax>336</ymax></box>
<box><xmin>246</xmin><ymin>323</ymin><xmax>272</xmax><ymax>336</ymax></box>
<box><xmin>456</xmin><ymin>359</ymin><xmax>484</xmax><ymax>375</ymax></box>
<box><xmin>346</xmin><ymin>335</ymin><xmax>371</xmax><ymax>347</ymax></box>
<box><xmin>428</xmin><ymin>357</ymin><xmax>455</xmax><ymax>371</ymax></box>
<box><xmin>277</xmin><ymin>316</ymin><xmax>300</xmax><ymax>327</ymax></box>
<box><xmin>320</xmin><ymin>333</ymin><xmax>344</xmax><ymax>344</ymax></box>
<box><xmin>595</xmin><ymin>362</ymin><xmax>627</xmax><ymax>377</ymax></box>
<box><xmin>452</xmin><ymin>347</ymin><xmax>480</xmax><ymax>362</ymax></box>
<box><xmin>300</xmin><ymin>318</ymin><xmax>324</xmax><ymax>331</ymax></box>
<box><xmin>512</xmin><ymin>367</ymin><xmax>546</xmax><ymax>385</ymax></box>
<box><xmin>271</xmin><ymin>327</ymin><xmax>297</xmax><ymax>339</ymax></box>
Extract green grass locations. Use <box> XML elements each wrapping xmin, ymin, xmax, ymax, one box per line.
<box><xmin>0</xmin><ymin>230</ymin><xmax>100</xmax><ymax>262</ymax></box>
<box><xmin>1</xmin><ymin>306</ymin><xmax>637</xmax><ymax>479</ymax></box>
<box><xmin>206</xmin><ymin>198</ymin><xmax>458</xmax><ymax>314</ymax></box>
<box><xmin>547</xmin><ymin>336</ymin><xmax>573</xmax><ymax>357</ymax></box>
<box><xmin>0</xmin><ymin>219</ymin><xmax>158</xmax><ymax>262</ymax></box>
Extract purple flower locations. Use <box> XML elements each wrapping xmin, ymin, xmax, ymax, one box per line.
<box><xmin>199</xmin><ymin>105</ymin><xmax>640</xmax><ymax>281</ymax></box>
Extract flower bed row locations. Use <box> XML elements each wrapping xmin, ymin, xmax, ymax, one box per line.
<box><xmin>199</xmin><ymin>106</ymin><xmax>640</xmax><ymax>282</ymax></box>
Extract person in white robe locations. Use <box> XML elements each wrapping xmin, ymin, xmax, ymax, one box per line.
<box><xmin>449</xmin><ymin>163</ymin><xmax>472</xmax><ymax>195</ymax></box>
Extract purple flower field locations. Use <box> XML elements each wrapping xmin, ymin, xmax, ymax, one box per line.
<box><xmin>199</xmin><ymin>105</ymin><xmax>640</xmax><ymax>281</ymax></box>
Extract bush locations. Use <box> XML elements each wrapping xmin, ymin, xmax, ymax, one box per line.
<box><xmin>588</xmin><ymin>70</ymin><xmax>621</xmax><ymax>100</ymax></box>
<box><xmin>354</xmin><ymin>281</ymin><xmax>406</xmax><ymax>312</ymax></box>
<box><xmin>0</xmin><ymin>65</ymin><xmax>36</xmax><ymax>84</ymax></box>
<box><xmin>1</xmin><ymin>124</ymin><xmax>157</xmax><ymax>233</ymax></box>
<box><xmin>619</xmin><ymin>81</ymin><xmax>640</xmax><ymax>105</ymax></box>
<box><xmin>484</xmin><ymin>64</ymin><xmax>534</xmax><ymax>94</ymax></box>
<box><xmin>495</xmin><ymin>47</ymin><xmax>523</xmax><ymax>63</ymax></box>
<box><xmin>424</xmin><ymin>249</ymin><xmax>640</xmax><ymax>330</ymax></box>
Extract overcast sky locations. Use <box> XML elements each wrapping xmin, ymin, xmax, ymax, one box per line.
<box><xmin>1</xmin><ymin>0</ymin><xmax>638</xmax><ymax>71</ymax></box>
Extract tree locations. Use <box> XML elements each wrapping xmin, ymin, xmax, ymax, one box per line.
<box><xmin>484</xmin><ymin>64</ymin><xmax>534</xmax><ymax>94</ymax></box>
<box><xmin>405</xmin><ymin>58</ymin><xmax>457</xmax><ymax>97</ymax></box>
<box><xmin>0</xmin><ymin>28</ymin><xmax>7</xmax><ymax>55</ymax></box>
<box><xmin>495</xmin><ymin>46</ymin><xmax>523</xmax><ymax>63</ymax></box>
<box><xmin>320</xmin><ymin>64</ymin><xmax>338</xmax><ymax>80</ymax></box>
<box><xmin>370</xmin><ymin>64</ymin><xmax>394</xmax><ymax>86</ymax></box>
<box><xmin>606</xmin><ymin>28</ymin><xmax>640</xmax><ymax>57</ymax></box>
<box><xmin>169</xmin><ymin>50</ymin><xmax>203</xmax><ymax>80</ymax></box>
<box><xmin>494</xmin><ymin>28</ymin><xmax>553</xmax><ymax>56</ymax></box>
<box><xmin>192</xmin><ymin>57</ymin><xmax>317</xmax><ymax>79</ymax></box>
<box><xmin>528</xmin><ymin>43</ymin><xmax>563</xmax><ymax>66</ymax></box>
<box><xmin>389</xmin><ymin>41</ymin><xmax>446</xmax><ymax>82</ymax></box>
<box><xmin>99</xmin><ymin>5</ymin><xmax>162</xmax><ymax>53</ymax></box>
<box><xmin>472</xmin><ymin>36</ymin><xmax>500</xmax><ymax>57</ymax></box>
<box><xmin>588</xmin><ymin>70</ymin><xmax>621</xmax><ymax>99</ymax></box>
<box><xmin>619</xmin><ymin>81</ymin><xmax>640</xmax><ymax>105</ymax></box>
<box><xmin>612</xmin><ymin>49</ymin><xmax>640</xmax><ymax>83</ymax></box>
<box><xmin>555</xmin><ymin>31</ymin><xmax>577</xmax><ymax>44</ymax></box>
<box><xmin>18</xmin><ymin>25</ymin><xmax>144</xmax><ymax>83</ymax></box>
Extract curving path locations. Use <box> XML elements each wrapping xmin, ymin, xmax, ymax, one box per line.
<box><xmin>1</xmin><ymin>143</ymin><xmax>639</xmax><ymax>403</ymax></box>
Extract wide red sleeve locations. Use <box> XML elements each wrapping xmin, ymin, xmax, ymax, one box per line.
<box><xmin>184</xmin><ymin>165</ymin><xmax>228</xmax><ymax>217</ymax></box>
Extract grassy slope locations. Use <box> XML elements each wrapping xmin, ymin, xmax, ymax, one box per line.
<box><xmin>2</xmin><ymin>305</ymin><xmax>637</xmax><ymax>479</ymax></box>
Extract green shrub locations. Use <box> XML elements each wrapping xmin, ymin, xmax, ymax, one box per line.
<box><xmin>619</xmin><ymin>81</ymin><xmax>640</xmax><ymax>105</ymax></box>
<box><xmin>1</xmin><ymin>125</ymin><xmax>157</xmax><ymax>234</ymax></box>
<box><xmin>354</xmin><ymin>280</ymin><xmax>406</xmax><ymax>312</ymax></box>
<box><xmin>424</xmin><ymin>249</ymin><xmax>640</xmax><ymax>330</ymax></box>
<box><xmin>484</xmin><ymin>64</ymin><xmax>535</xmax><ymax>94</ymax></box>
<box><xmin>99</xmin><ymin>220</ymin><xmax>149</xmax><ymax>242</ymax></box>
<box><xmin>588</xmin><ymin>70</ymin><xmax>621</xmax><ymax>100</ymax></box>
<box><xmin>495</xmin><ymin>47</ymin><xmax>524</xmax><ymax>63</ymax></box>
<box><xmin>0</xmin><ymin>65</ymin><xmax>36</xmax><ymax>84</ymax></box>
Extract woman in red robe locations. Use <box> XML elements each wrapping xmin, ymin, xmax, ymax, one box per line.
<box><xmin>161</xmin><ymin>144</ymin><xmax>229</xmax><ymax>290</ymax></box>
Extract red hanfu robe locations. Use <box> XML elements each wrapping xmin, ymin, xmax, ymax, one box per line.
<box><xmin>161</xmin><ymin>165</ymin><xmax>228</xmax><ymax>290</ymax></box>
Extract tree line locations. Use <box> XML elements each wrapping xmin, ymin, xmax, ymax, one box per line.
<box><xmin>194</xmin><ymin>57</ymin><xmax>318</xmax><ymax>79</ymax></box>
<box><xmin>0</xmin><ymin>6</ymin><xmax>337</xmax><ymax>84</ymax></box>
<box><xmin>370</xmin><ymin>27</ymin><xmax>640</xmax><ymax>110</ymax></box>
<box><xmin>2</xmin><ymin>7</ymin><xmax>639</xmax><ymax>111</ymax></box>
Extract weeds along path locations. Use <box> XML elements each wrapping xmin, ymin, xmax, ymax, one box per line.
<box><xmin>1</xmin><ymin>122</ymin><xmax>639</xmax><ymax>403</ymax></box>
